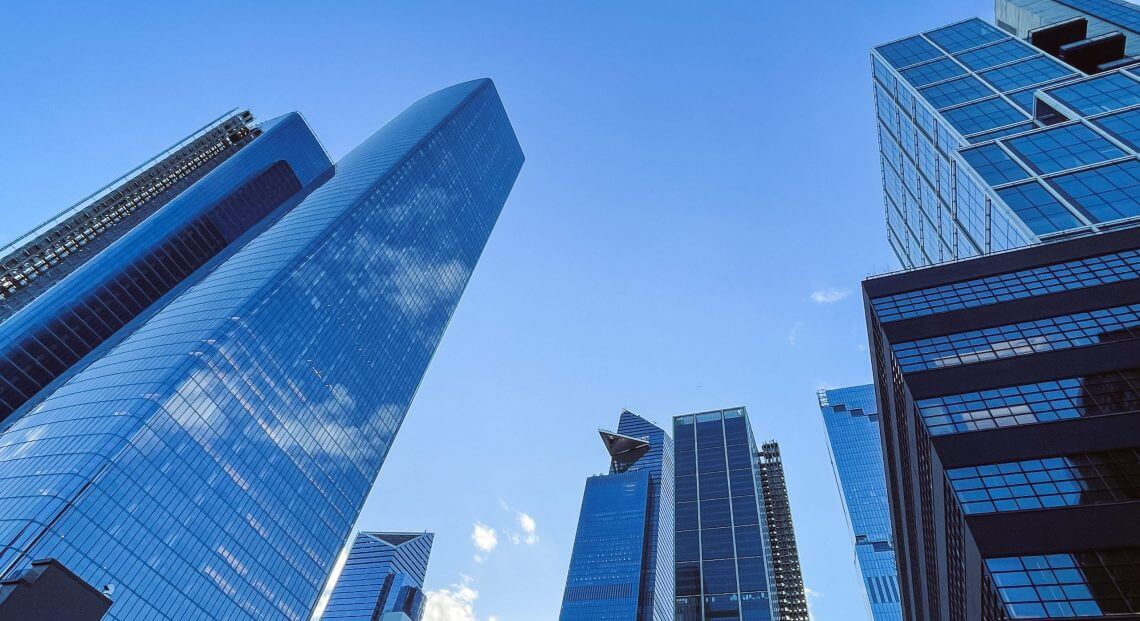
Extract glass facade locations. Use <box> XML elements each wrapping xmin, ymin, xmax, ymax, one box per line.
<box><xmin>986</xmin><ymin>549</ymin><xmax>1140</xmax><ymax>618</ymax></box>
<box><xmin>818</xmin><ymin>386</ymin><xmax>903</xmax><ymax>621</ymax></box>
<box><xmin>321</xmin><ymin>532</ymin><xmax>433</xmax><ymax>621</ymax></box>
<box><xmin>873</xmin><ymin>12</ymin><xmax>1140</xmax><ymax>268</ymax></box>
<box><xmin>674</xmin><ymin>407</ymin><xmax>776</xmax><ymax>621</ymax></box>
<box><xmin>561</xmin><ymin>411</ymin><xmax>675</xmax><ymax>621</ymax></box>
<box><xmin>757</xmin><ymin>442</ymin><xmax>809</xmax><ymax>621</ymax></box>
<box><xmin>0</xmin><ymin>79</ymin><xmax>524</xmax><ymax>620</ymax></box>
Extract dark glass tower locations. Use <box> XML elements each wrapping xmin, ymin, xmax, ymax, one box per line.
<box><xmin>560</xmin><ymin>410</ymin><xmax>675</xmax><ymax>620</ymax></box>
<box><xmin>321</xmin><ymin>532</ymin><xmax>433</xmax><ymax>621</ymax></box>
<box><xmin>865</xmin><ymin>225</ymin><xmax>1140</xmax><ymax>620</ymax></box>
<box><xmin>757</xmin><ymin>441</ymin><xmax>809</xmax><ymax>621</ymax></box>
<box><xmin>673</xmin><ymin>407</ymin><xmax>777</xmax><ymax>621</ymax></box>
<box><xmin>0</xmin><ymin>79</ymin><xmax>523</xmax><ymax>620</ymax></box>
<box><xmin>818</xmin><ymin>385</ymin><xmax>902</xmax><ymax>621</ymax></box>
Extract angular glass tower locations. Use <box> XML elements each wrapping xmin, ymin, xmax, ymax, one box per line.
<box><xmin>0</xmin><ymin>79</ymin><xmax>523</xmax><ymax>620</ymax></box>
<box><xmin>674</xmin><ymin>407</ymin><xmax>776</xmax><ymax>621</ymax></box>
<box><xmin>872</xmin><ymin>9</ymin><xmax>1140</xmax><ymax>268</ymax></box>
<box><xmin>560</xmin><ymin>411</ymin><xmax>675</xmax><ymax>621</ymax></box>
<box><xmin>757</xmin><ymin>441</ymin><xmax>809</xmax><ymax>621</ymax></box>
<box><xmin>321</xmin><ymin>532</ymin><xmax>433</xmax><ymax>621</ymax></box>
<box><xmin>818</xmin><ymin>386</ymin><xmax>902</xmax><ymax>621</ymax></box>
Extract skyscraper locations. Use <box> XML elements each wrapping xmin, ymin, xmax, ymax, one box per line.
<box><xmin>871</xmin><ymin>10</ymin><xmax>1140</xmax><ymax>268</ymax></box>
<box><xmin>757</xmin><ymin>441</ymin><xmax>809</xmax><ymax>621</ymax></box>
<box><xmin>674</xmin><ymin>407</ymin><xmax>777</xmax><ymax>621</ymax></box>
<box><xmin>560</xmin><ymin>410</ymin><xmax>675</xmax><ymax>621</ymax></box>
<box><xmin>321</xmin><ymin>532</ymin><xmax>434</xmax><ymax>621</ymax></box>
<box><xmin>0</xmin><ymin>79</ymin><xmax>523</xmax><ymax>620</ymax></box>
<box><xmin>864</xmin><ymin>224</ymin><xmax>1140</xmax><ymax>620</ymax></box>
<box><xmin>818</xmin><ymin>385</ymin><xmax>902</xmax><ymax>621</ymax></box>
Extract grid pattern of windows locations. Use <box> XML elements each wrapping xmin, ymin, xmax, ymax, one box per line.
<box><xmin>948</xmin><ymin>450</ymin><xmax>1140</xmax><ymax>515</ymax></box>
<box><xmin>1049</xmin><ymin>160</ymin><xmax>1140</xmax><ymax>222</ymax></box>
<box><xmin>1056</xmin><ymin>0</ymin><xmax>1140</xmax><ymax>34</ymax></box>
<box><xmin>915</xmin><ymin>369</ymin><xmax>1140</xmax><ymax>435</ymax></box>
<box><xmin>995</xmin><ymin>182</ymin><xmax>1083</xmax><ymax>234</ymax></box>
<box><xmin>986</xmin><ymin>549</ymin><xmax>1140</xmax><ymax>618</ymax></box>
<box><xmin>942</xmin><ymin>97</ymin><xmax>1029</xmax><ymax>136</ymax></box>
<box><xmin>961</xmin><ymin>143</ymin><xmax>1030</xmax><ymax>185</ymax></box>
<box><xmin>869</xmin><ymin>248</ymin><xmax>1140</xmax><ymax>322</ymax></box>
<box><xmin>956</xmin><ymin>39</ymin><xmax>1036</xmax><ymax>71</ymax></box>
<box><xmin>1048</xmin><ymin>72</ymin><xmax>1140</xmax><ymax>116</ymax></box>
<box><xmin>892</xmin><ymin>303</ymin><xmax>1140</xmax><ymax>372</ymax></box>
<box><xmin>967</xmin><ymin>122</ymin><xmax>1036</xmax><ymax>143</ymax></box>
<box><xmin>322</xmin><ymin>532</ymin><xmax>433</xmax><ymax>621</ymax></box>
<box><xmin>921</xmin><ymin>76</ymin><xmax>996</xmax><ymax>109</ymax></box>
<box><xmin>901</xmin><ymin>58</ymin><xmax>967</xmax><ymax>88</ymax></box>
<box><xmin>1005</xmin><ymin>123</ymin><xmax>1126</xmax><ymax>175</ymax></box>
<box><xmin>979</xmin><ymin>56</ymin><xmax>1073</xmax><ymax>93</ymax></box>
<box><xmin>1093</xmin><ymin>107</ymin><xmax>1140</xmax><ymax>150</ymax></box>
<box><xmin>877</xmin><ymin>36</ymin><xmax>944</xmax><ymax>69</ymax></box>
<box><xmin>926</xmin><ymin>19</ymin><xmax>1006</xmax><ymax>54</ymax></box>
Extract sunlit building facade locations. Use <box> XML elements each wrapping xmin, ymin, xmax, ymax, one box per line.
<box><xmin>321</xmin><ymin>532</ymin><xmax>433</xmax><ymax>621</ymax></box>
<box><xmin>560</xmin><ymin>411</ymin><xmax>675</xmax><ymax>620</ymax></box>
<box><xmin>0</xmin><ymin>79</ymin><xmax>523</xmax><ymax>619</ymax></box>
<box><xmin>818</xmin><ymin>385</ymin><xmax>902</xmax><ymax>621</ymax></box>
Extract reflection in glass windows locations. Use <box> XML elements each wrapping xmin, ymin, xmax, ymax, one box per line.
<box><xmin>986</xmin><ymin>549</ymin><xmax>1140</xmax><ymax>618</ymax></box>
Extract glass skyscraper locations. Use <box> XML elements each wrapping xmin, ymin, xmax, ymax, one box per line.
<box><xmin>560</xmin><ymin>410</ymin><xmax>675</xmax><ymax>621</ymax></box>
<box><xmin>674</xmin><ymin>407</ymin><xmax>777</xmax><ymax>621</ymax></box>
<box><xmin>818</xmin><ymin>386</ymin><xmax>902</xmax><ymax>621</ymax></box>
<box><xmin>321</xmin><ymin>532</ymin><xmax>433</xmax><ymax>621</ymax></box>
<box><xmin>0</xmin><ymin>78</ymin><xmax>523</xmax><ymax>620</ymax></box>
<box><xmin>872</xmin><ymin>8</ymin><xmax>1140</xmax><ymax>268</ymax></box>
<box><xmin>756</xmin><ymin>441</ymin><xmax>809</xmax><ymax>621</ymax></box>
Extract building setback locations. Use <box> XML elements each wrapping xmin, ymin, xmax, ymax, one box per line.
<box><xmin>864</xmin><ymin>224</ymin><xmax>1140</xmax><ymax>620</ymax></box>
<box><xmin>818</xmin><ymin>385</ymin><xmax>903</xmax><ymax>621</ymax></box>
<box><xmin>673</xmin><ymin>407</ymin><xmax>778</xmax><ymax>621</ymax></box>
<box><xmin>560</xmin><ymin>411</ymin><xmax>675</xmax><ymax>621</ymax></box>
<box><xmin>321</xmin><ymin>532</ymin><xmax>434</xmax><ymax>621</ymax></box>
<box><xmin>757</xmin><ymin>441</ymin><xmax>810</xmax><ymax>621</ymax></box>
<box><xmin>0</xmin><ymin>79</ymin><xmax>523</xmax><ymax>620</ymax></box>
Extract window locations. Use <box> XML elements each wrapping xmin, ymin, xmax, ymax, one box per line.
<box><xmin>1047</xmin><ymin>72</ymin><xmax>1140</xmax><ymax>115</ymax></box>
<box><xmin>979</xmin><ymin>56</ymin><xmax>1074</xmax><ymax>93</ymax></box>
<box><xmin>966</xmin><ymin>122</ymin><xmax>1036</xmax><ymax>143</ymax></box>
<box><xmin>1093</xmin><ymin>106</ymin><xmax>1140</xmax><ymax>150</ymax></box>
<box><xmin>1005</xmin><ymin>123</ymin><xmax>1125</xmax><ymax>174</ymax></box>
<box><xmin>986</xmin><ymin>549</ymin><xmax>1140</xmax><ymax>618</ymax></box>
<box><xmin>877</xmin><ymin>36</ymin><xmax>944</xmax><ymax>69</ymax></box>
<box><xmin>901</xmin><ymin>57</ymin><xmax>967</xmax><ymax>88</ymax></box>
<box><xmin>942</xmin><ymin>97</ymin><xmax>1029</xmax><ymax>136</ymax></box>
<box><xmin>920</xmin><ymin>75</ymin><xmax>995</xmax><ymax>109</ymax></box>
<box><xmin>1049</xmin><ymin>160</ymin><xmax>1140</xmax><ymax>222</ymax></box>
<box><xmin>961</xmin><ymin>143</ymin><xmax>1030</xmax><ymax>185</ymax></box>
<box><xmin>956</xmin><ymin>39</ymin><xmax>1036</xmax><ymax>71</ymax></box>
<box><xmin>925</xmin><ymin>18</ymin><xmax>1006</xmax><ymax>54</ymax></box>
<box><xmin>996</xmin><ymin>182</ymin><xmax>1083</xmax><ymax>235</ymax></box>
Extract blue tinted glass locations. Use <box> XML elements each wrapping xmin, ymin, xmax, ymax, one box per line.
<box><xmin>1049</xmin><ymin>160</ymin><xmax>1140</xmax><ymax>222</ymax></box>
<box><xmin>1005</xmin><ymin>123</ymin><xmax>1126</xmax><ymax>174</ymax></box>
<box><xmin>979</xmin><ymin>56</ymin><xmax>1073</xmax><ymax>93</ymax></box>
<box><xmin>901</xmin><ymin>58</ymin><xmax>967</xmax><ymax>88</ymax></box>
<box><xmin>926</xmin><ymin>18</ymin><xmax>1006</xmax><ymax>53</ymax></box>
<box><xmin>955</xmin><ymin>39</ymin><xmax>1036</xmax><ymax>71</ymax></box>
<box><xmin>966</xmin><ymin>122</ymin><xmax>1037</xmax><ymax>143</ymax></box>
<box><xmin>942</xmin><ymin>97</ymin><xmax>1029</xmax><ymax>135</ymax></box>
<box><xmin>1093</xmin><ymin>107</ymin><xmax>1140</xmax><ymax>150</ymax></box>
<box><xmin>877</xmin><ymin>36</ymin><xmax>944</xmax><ymax>69</ymax></box>
<box><xmin>1055</xmin><ymin>0</ymin><xmax>1140</xmax><ymax>32</ymax></box>
<box><xmin>1048</xmin><ymin>72</ymin><xmax>1140</xmax><ymax>115</ymax></box>
<box><xmin>920</xmin><ymin>75</ymin><xmax>995</xmax><ymax>109</ymax></box>
<box><xmin>323</xmin><ymin>533</ymin><xmax>433</xmax><ymax>620</ymax></box>
<box><xmin>986</xmin><ymin>549</ymin><xmax>1140</xmax><ymax>619</ymax></box>
<box><xmin>961</xmin><ymin>143</ymin><xmax>1030</xmax><ymax>185</ymax></box>
<box><xmin>996</xmin><ymin>182</ymin><xmax>1083</xmax><ymax>234</ymax></box>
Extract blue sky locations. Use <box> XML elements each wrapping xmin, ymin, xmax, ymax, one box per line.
<box><xmin>0</xmin><ymin>1</ymin><xmax>994</xmax><ymax>619</ymax></box>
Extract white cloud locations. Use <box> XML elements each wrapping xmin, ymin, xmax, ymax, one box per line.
<box><xmin>471</xmin><ymin>522</ymin><xmax>498</xmax><ymax>553</ymax></box>
<box><xmin>809</xmin><ymin>288</ymin><xmax>850</xmax><ymax>304</ymax></box>
<box><xmin>423</xmin><ymin>577</ymin><xmax>480</xmax><ymax>621</ymax></box>
<box><xmin>517</xmin><ymin>512</ymin><xmax>539</xmax><ymax>545</ymax></box>
<box><xmin>805</xmin><ymin>586</ymin><xmax>823</xmax><ymax>620</ymax></box>
<box><xmin>787</xmin><ymin>321</ymin><xmax>805</xmax><ymax>346</ymax></box>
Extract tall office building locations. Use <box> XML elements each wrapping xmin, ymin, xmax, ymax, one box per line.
<box><xmin>818</xmin><ymin>385</ymin><xmax>902</xmax><ymax>621</ymax></box>
<box><xmin>757</xmin><ymin>441</ymin><xmax>809</xmax><ymax>621</ymax></box>
<box><xmin>0</xmin><ymin>79</ymin><xmax>523</xmax><ymax>620</ymax></box>
<box><xmin>560</xmin><ymin>410</ymin><xmax>675</xmax><ymax>620</ymax></box>
<box><xmin>864</xmin><ymin>224</ymin><xmax>1140</xmax><ymax>620</ymax></box>
<box><xmin>871</xmin><ymin>9</ymin><xmax>1140</xmax><ymax>269</ymax></box>
<box><xmin>321</xmin><ymin>532</ymin><xmax>433</xmax><ymax>621</ymax></box>
<box><xmin>674</xmin><ymin>407</ymin><xmax>778</xmax><ymax>621</ymax></box>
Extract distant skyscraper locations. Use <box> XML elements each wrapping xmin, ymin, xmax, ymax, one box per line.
<box><xmin>321</xmin><ymin>532</ymin><xmax>434</xmax><ymax>621</ymax></box>
<box><xmin>865</xmin><ymin>224</ymin><xmax>1140</xmax><ymax>620</ymax></box>
<box><xmin>0</xmin><ymin>79</ymin><xmax>523</xmax><ymax>620</ymax></box>
<box><xmin>560</xmin><ymin>410</ymin><xmax>675</xmax><ymax>621</ymax></box>
<box><xmin>871</xmin><ymin>9</ymin><xmax>1140</xmax><ymax>268</ymax></box>
<box><xmin>757</xmin><ymin>441</ymin><xmax>809</xmax><ymax>621</ymax></box>
<box><xmin>818</xmin><ymin>385</ymin><xmax>902</xmax><ymax>621</ymax></box>
<box><xmin>673</xmin><ymin>407</ymin><xmax>777</xmax><ymax>621</ymax></box>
